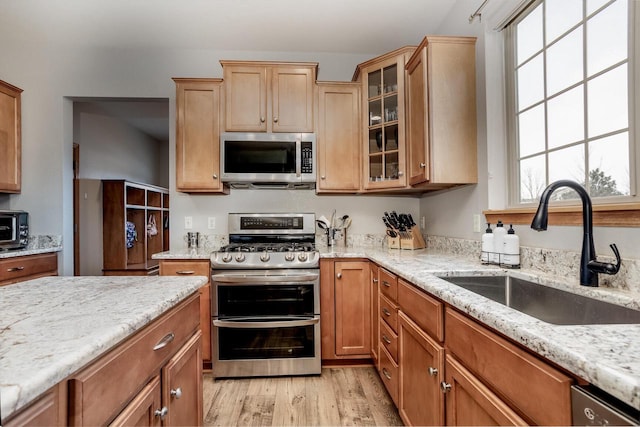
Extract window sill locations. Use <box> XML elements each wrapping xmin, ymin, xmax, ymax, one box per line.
<box><xmin>484</xmin><ymin>203</ymin><xmax>640</xmax><ymax>228</ymax></box>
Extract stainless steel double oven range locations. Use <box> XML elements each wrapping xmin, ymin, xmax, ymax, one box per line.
<box><xmin>210</xmin><ymin>213</ymin><xmax>320</xmax><ymax>379</ymax></box>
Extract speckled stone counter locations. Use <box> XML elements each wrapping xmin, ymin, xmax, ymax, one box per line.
<box><xmin>0</xmin><ymin>235</ymin><xmax>62</xmax><ymax>259</ymax></box>
<box><xmin>0</xmin><ymin>275</ymin><xmax>208</xmax><ymax>422</ymax></box>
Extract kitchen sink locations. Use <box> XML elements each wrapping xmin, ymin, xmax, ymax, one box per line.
<box><xmin>441</xmin><ymin>275</ymin><xmax>640</xmax><ymax>325</ymax></box>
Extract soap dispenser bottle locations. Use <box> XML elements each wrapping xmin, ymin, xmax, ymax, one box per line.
<box><xmin>492</xmin><ymin>221</ymin><xmax>507</xmax><ymax>264</ymax></box>
<box><xmin>502</xmin><ymin>224</ymin><xmax>520</xmax><ymax>268</ymax></box>
<box><xmin>481</xmin><ymin>223</ymin><xmax>493</xmax><ymax>263</ymax></box>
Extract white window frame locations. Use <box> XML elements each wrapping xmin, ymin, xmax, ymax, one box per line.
<box><xmin>504</xmin><ymin>0</ymin><xmax>640</xmax><ymax>208</ymax></box>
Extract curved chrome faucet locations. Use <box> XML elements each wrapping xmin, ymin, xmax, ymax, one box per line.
<box><xmin>530</xmin><ymin>179</ymin><xmax>621</xmax><ymax>287</ymax></box>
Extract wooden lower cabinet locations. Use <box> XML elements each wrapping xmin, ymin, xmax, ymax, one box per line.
<box><xmin>110</xmin><ymin>376</ymin><xmax>162</xmax><ymax>427</ymax></box>
<box><xmin>4</xmin><ymin>384</ymin><xmax>65</xmax><ymax>427</ymax></box>
<box><xmin>370</xmin><ymin>263</ymin><xmax>380</xmax><ymax>367</ymax></box>
<box><xmin>443</xmin><ymin>355</ymin><xmax>527</xmax><ymax>426</ymax></box>
<box><xmin>159</xmin><ymin>260</ymin><xmax>212</xmax><ymax>365</ymax></box>
<box><xmin>0</xmin><ymin>252</ymin><xmax>58</xmax><ymax>286</ymax></box>
<box><xmin>320</xmin><ymin>259</ymin><xmax>371</xmax><ymax>360</ymax></box>
<box><xmin>398</xmin><ymin>311</ymin><xmax>444</xmax><ymax>426</ymax></box>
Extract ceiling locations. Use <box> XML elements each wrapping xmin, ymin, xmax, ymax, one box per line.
<box><xmin>4</xmin><ymin>0</ymin><xmax>465</xmax><ymax>142</ymax></box>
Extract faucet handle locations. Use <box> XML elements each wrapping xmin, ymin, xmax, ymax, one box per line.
<box><xmin>588</xmin><ymin>243</ymin><xmax>621</xmax><ymax>275</ymax></box>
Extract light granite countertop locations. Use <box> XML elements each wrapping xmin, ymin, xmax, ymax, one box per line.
<box><xmin>154</xmin><ymin>245</ymin><xmax>640</xmax><ymax>409</ymax></box>
<box><xmin>0</xmin><ymin>235</ymin><xmax>62</xmax><ymax>259</ymax></box>
<box><xmin>0</xmin><ymin>275</ymin><xmax>208</xmax><ymax>422</ymax></box>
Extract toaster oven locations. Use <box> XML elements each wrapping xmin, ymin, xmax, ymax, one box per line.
<box><xmin>0</xmin><ymin>210</ymin><xmax>29</xmax><ymax>250</ymax></box>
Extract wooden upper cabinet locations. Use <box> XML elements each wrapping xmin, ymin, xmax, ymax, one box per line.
<box><xmin>173</xmin><ymin>78</ymin><xmax>228</xmax><ymax>194</ymax></box>
<box><xmin>316</xmin><ymin>82</ymin><xmax>361</xmax><ymax>193</ymax></box>
<box><xmin>0</xmin><ymin>80</ymin><xmax>23</xmax><ymax>193</ymax></box>
<box><xmin>406</xmin><ymin>36</ymin><xmax>477</xmax><ymax>188</ymax></box>
<box><xmin>354</xmin><ymin>47</ymin><xmax>415</xmax><ymax>191</ymax></box>
<box><xmin>221</xmin><ymin>61</ymin><xmax>317</xmax><ymax>133</ymax></box>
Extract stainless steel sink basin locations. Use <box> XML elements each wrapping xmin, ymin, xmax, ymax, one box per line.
<box><xmin>441</xmin><ymin>275</ymin><xmax>640</xmax><ymax>325</ymax></box>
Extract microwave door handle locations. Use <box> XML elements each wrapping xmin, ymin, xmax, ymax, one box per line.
<box><xmin>213</xmin><ymin>316</ymin><xmax>320</xmax><ymax>329</ymax></box>
<box><xmin>296</xmin><ymin>136</ymin><xmax>301</xmax><ymax>178</ymax></box>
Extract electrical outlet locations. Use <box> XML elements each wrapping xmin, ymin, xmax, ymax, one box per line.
<box><xmin>184</xmin><ymin>216</ymin><xmax>193</xmax><ymax>230</ymax></box>
<box><xmin>420</xmin><ymin>216</ymin><xmax>426</xmax><ymax>230</ymax></box>
<box><xmin>207</xmin><ymin>217</ymin><xmax>216</xmax><ymax>229</ymax></box>
<box><xmin>473</xmin><ymin>214</ymin><xmax>482</xmax><ymax>233</ymax></box>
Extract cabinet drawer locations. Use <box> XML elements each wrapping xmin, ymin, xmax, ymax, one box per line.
<box><xmin>68</xmin><ymin>293</ymin><xmax>200</xmax><ymax>426</ymax></box>
<box><xmin>379</xmin><ymin>268</ymin><xmax>398</xmax><ymax>301</ymax></box>
<box><xmin>379</xmin><ymin>346</ymin><xmax>399</xmax><ymax>406</ymax></box>
<box><xmin>159</xmin><ymin>260</ymin><xmax>210</xmax><ymax>277</ymax></box>
<box><xmin>445</xmin><ymin>308</ymin><xmax>572</xmax><ymax>426</ymax></box>
<box><xmin>379</xmin><ymin>317</ymin><xmax>398</xmax><ymax>362</ymax></box>
<box><xmin>380</xmin><ymin>293</ymin><xmax>398</xmax><ymax>333</ymax></box>
<box><xmin>0</xmin><ymin>253</ymin><xmax>57</xmax><ymax>285</ymax></box>
<box><xmin>398</xmin><ymin>279</ymin><xmax>443</xmax><ymax>342</ymax></box>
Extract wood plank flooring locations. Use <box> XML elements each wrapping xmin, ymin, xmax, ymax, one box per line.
<box><xmin>203</xmin><ymin>367</ymin><xmax>403</xmax><ymax>426</ymax></box>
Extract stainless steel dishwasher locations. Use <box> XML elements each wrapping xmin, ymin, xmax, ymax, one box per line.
<box><xmin>572</xmin><ymin>385</ymin><xmax>639</xmax><ymax>425</ymax></box>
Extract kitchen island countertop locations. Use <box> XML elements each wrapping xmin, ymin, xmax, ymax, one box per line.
<box><xmin>0</xmin><ymin>275</ymin><xmax>208</xmax><ymax>422</ymax></box>
<box><xmin>155</xmin><ymin>245</ymin><xmax>640</xmax><ymax>409</ymax></box>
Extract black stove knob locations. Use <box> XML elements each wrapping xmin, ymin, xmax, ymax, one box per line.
<box><xmin>260</xmin><ymin>252</ymin><xmax>271</xmax><ymax>262</ymax></box>
<box><xmin>297</xmin><ymin>252</ymin><xmax>308</xmax><ymax>262</ymax></box>
<box><xmin>285</xmin><ymin>252</ymin><xmax>295</xmax><ymax>262</ymax></box>
<box><xmin>222</xmin><ymin>253</ymin><xmax>233</xmax><ymax>263</ymax></box>
<box><xmin>235</xmin><ymin>253</ymin><xmax>246</xmax><ymax>263</ymax></box>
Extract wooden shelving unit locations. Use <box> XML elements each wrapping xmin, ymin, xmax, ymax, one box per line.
<box><xmin>102</xmin><ymin>180</ymin><xmax>169</xmax><ymax>276</ymax></box>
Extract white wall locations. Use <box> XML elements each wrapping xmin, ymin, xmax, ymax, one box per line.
<box><xmin>0</xmin><ymin>43</ymin><xmax>419</xmax><ymax>275</ymax></box>
<box><xmin>422</xmin><ymin>0</ymin><xmax>640</xmax><ymax>260</ymax></box>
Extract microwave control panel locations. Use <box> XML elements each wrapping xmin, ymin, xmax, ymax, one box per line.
<box><xmin>301</xmin><ymin>141</ymin><xmax>313</xmax><ymax>174</ymax></box>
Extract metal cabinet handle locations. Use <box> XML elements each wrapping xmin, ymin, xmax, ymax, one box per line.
<box><xmin>154</xmin><ymin>406</ymin><xmax>168</xmax><ymax>419</ymax></box>
<box><xmin>260</xmin><ymin>116</ymin><xmax>265</xmax><ymax>123</ymax></box>
<box><xmin>440</xmin><ymin>381</ymin><xmax>452</xmax><ymax>393</ymax></box>
<box><xmin>398</xmin><ymin>171</ymin><xmax>404</xmax><ymax>176</ymax></box>
<box><xmin>170</xmin><ymin>387</ymin><xmax>182</xmax><ymax>399</ymax></box>
<box><xmin>7</xmin><ymin>266</ymin><xmax>25</xmax><ymax>272</ymax></box>
<box><xmin>337</xmin><ymin>273</ymin><xmax>342</xmax><ymax>279</ymax></box>
<box><xmin>382</xmin><ymin>335</ymin><xmax>392</xmax><ymax>345</ymax></box>
<box><xmin>321</xmin><ymin>176</ymin><xmax>326</xmax><ymax>180</ymax></box>
<box><xmin>176</xmin><ymin>270</ymin><xmax>195</xmax><ymax>275</ymax></box>
<box><xmin>420</xmin><ymin>162</ymin><xmax>426</xmax><ymax>168</ymax></box>
<box><xmin>273</xmin><ymin>117</ymin><xmax>278</xmax><ymax>123</ymax></box>
<box><xmin>382</xmin><ymin>280</ymin><xmax>391</xmax><ymax>288</ymax></box>
<box><xmin>382</xmin><ymin>368</ymin><xmax>392</xmax><ymax>380</ymax></box>
<box><xmin>373</xmin><ymin>278</ymin><xmax>378</xmax><ymax>284</ymax></box>
<box><xmin>429</xmin><ymin>367</ymin><xmax>438</xmax><ymax>376</ymax></box>
<box><xmin>213</xmin><ymin>174</ymin><xmax>218</xmax><ymax>180</ymax></box>
<box><xmin>153</xmin><ymin>332</ymin><xmax>175</xmax><ymax>351</ymax></box>
<box><xmin>382</xmin><ymin>308</ymin><xmax>391</xmax><ymax>317</ymax></box>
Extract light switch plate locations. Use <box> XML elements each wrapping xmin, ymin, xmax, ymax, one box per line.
<box><xmin>473</xmin><ymin>214</ymin><xmax>482</xmax><ymax>233</ymax></box>
<box><xmin>184</xmin><ymin>216</ymin><xmax>193</xmax><ymax>230</ymax></box>
<box><xmin>208</xmin><ymin>217</ymin><xmax>216</xmax><ymax>229</ymax></box>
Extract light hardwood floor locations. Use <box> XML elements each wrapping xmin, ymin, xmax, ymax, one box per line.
<box><xmin>203</xmin><ymin>367</ymin><xmax>403</xmax><ymax>426</ymax></box>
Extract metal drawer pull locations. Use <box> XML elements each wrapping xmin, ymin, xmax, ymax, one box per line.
<box><xmin>170</xmin><ymin>387</ymin><xmax>182</xmax><ymax>399</ymax></box>
<box><xmin>337</xmin><ymin>273</ymin><xmax>342</xmax><ymax>279</ymax></box>
<box><xmin>7</xmin><ymin>266</ymin><xmax>25</xmax><ymax>272</ymax></box>
<box><xmin>154</xmin><ymin>406</ymin><xmax>168</xmax><ymax>419</ymax></box>
<box><xmin>382</xmin><ymin>335</ymin><xmax>392</xmax><ymax>345</ymax></box>
<box><xmin>373</xmin><ymin>278</ymin><xmax>378</xmax><ymax>284</ymax></box>
<box><xmin>176</xmin><ymin>270</ymin><xmax>195</xmax><ymax>275</ymax></box>
<box><xmin>382</xmin><ymin>308</ymin><xmax>391</xmax><ymax>316</ymax></box>
<box><xmin>153</xmin><ymin>332</ymin><xmax>175</xmax><ymax>351</ymax></box>
<box><xmin>382</xmin><ymin>368</ymin><xmax>392</xmax><ymax>380</ymax></box>
<box><xmin>428</xmin><ymin>367</ymin><xmax>438</xmax><ymax>376</ymax></box>
<box><xmin>440</xmin><ymin>381</ymin><xmax>452</xmax><ymax>393</ymax></box>
<box><xmin>214</xmin><ymin>316</ymin><xmax>320</xmax><ymax>329</ymax></box>
<box><xmin>382</xmin><ymin>281</ymin><xmax>391</xmax><ymax>287</ymax></box>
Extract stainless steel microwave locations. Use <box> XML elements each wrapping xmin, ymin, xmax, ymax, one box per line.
<box><xmin>0</xmin><ymin>210</ymin><xmax>29</xmax><ymax>250</ymax></box>
<box><xmin>220</xmin><ymin>132</ymin><xmax>316</xmax><ymax>189</ymax></box>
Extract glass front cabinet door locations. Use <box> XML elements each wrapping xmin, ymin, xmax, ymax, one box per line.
<box><xmin>354</xmin><ymin>47</ymin><xmax>415</xmax><ymax>190</ymax></box>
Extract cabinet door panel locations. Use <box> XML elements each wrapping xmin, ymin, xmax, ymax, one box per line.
<box><xmin>370</xmin><ymin>264</ymin><xmax>380</xmax><ymax>366</ymax></box>
<box><xmin>224</xmin><ymin>66</ymin><xmax>267</xmax><ymax>131</ymax></box>
<box><xmin>406</xmin><ymin>47</ymin><xmax>429</xmax><ymax>185</ymax></box>
<box><xmin>109</xmin><ymin>376</ymin><xmax>162</xmax><ymax>427</ymax></box>
<box><xmin>445</xmin><ymin>356</ymin><xmax>528</xmax><ymax>426</ymax></box>
<box><xmin>272</xmin><ymin>67</ymin><xmax>314</xmax><ymax>132</ymax></box>
<box><xmin>162</xmin><ymin>331</ymin><xmax>203</xmax><ymax>427</ymax></box>
<box><xmin>334</xmin><ymin>261</ymin><xmax>371</xmax><ymax>356</ymax></box>
<box><xmin>0</xmin><ymin>80</ymin><xmax>22</xmax><ymax>193</ymax></box>
<box><xmin>398</xmin><ymin>312</ymin><xmax>444</xmax><ymax>426</ymax></box>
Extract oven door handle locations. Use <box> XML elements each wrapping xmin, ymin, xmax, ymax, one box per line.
<box><xmin>211</xmin><ymin>273</ymin><xmax>319</xmax><ymax>283</ymax></box>
<box><xmin>213</xmin><ymin>316</ymin><xmax>320</xmax><ymax>329</ymax></box>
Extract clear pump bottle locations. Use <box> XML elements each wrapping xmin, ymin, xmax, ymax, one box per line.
<box><xmin>481</xmin><ymin>223</ymin><xmax>493</xmax><ymax>263</ymax></box>
<box><xmin>492</xmin><ymin>221</ymin><xmax>507</xmax><ymax>264</ymax></box>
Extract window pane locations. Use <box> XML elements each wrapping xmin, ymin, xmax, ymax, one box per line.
<box><xmin>548</xmin><ymin>86</ymin><xmax>584</xmax><ymax>149</ymax></box>
<box><xmin>546</xmin><ymin>0</ymin><xmax>583</xmax><ymax>42</ymax></box>
<box><xmin>588</xmin><ymin>64</ymin><xmax>628</xmax><ymax>137</ymax></box>
<box><xmin>520</xmin><ymin>155</ymin><xmax>546</xmax><ymax>202</ymax></box>
<box><xmin>517</xmin><ymin>54</ymin><xmax>544</xmax><ymax>110</ymax></box>
<box><xmin>587</xmin><ymin>0</ymin><xmax>627</xmax><ymax>76</ymax></box>
<box><xmin>517</xmin><ymin>3</ymin><xmax>543</xmax><ymax>65</ymax></box>
<box><xmin>589</xmin><ymin>133</ymin><xmax>630</xmax><ymax>196</ymax></box>
<box><xmin>518</xmin><ymin>104</ymin><xmax>546</xmax><ymax>157</ymax></box>
<box><xmin>549</xmin><ymin>145</ymin><xmax>585</xmax><ymax>200</ymax></box>
<box><xmin>587</xmin><ymin>0</ymin><xmax>611</xmax><ymax>15</ymax></box>
<box><xmin>547</xmin><ymin>27</ymin><xmax>583</xmax><ymax>95</ymax></box>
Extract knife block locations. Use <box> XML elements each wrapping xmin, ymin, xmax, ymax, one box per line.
<box><xmin>400</xmin><ymin>227</ymin><xmax>426</xmax><ymax>250</ymax></box>
<box><xmin>387</xmin><ymin>235</ymin><xmax>401</xmax><ymax>249</ymax></box>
